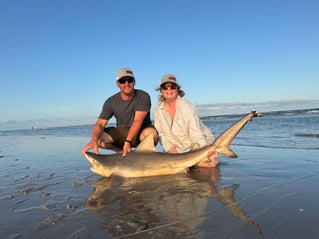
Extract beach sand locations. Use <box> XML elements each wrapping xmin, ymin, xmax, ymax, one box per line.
<box><xmin>1</xmin><ymin>133</ymin><xmax>318</xmax><ymax>239</ymax></box>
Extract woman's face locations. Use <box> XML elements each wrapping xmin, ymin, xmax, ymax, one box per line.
<box><xmin>160</xmin><ymin>83</ymin><xmax>178</xmax><ymax>101</ymax></box>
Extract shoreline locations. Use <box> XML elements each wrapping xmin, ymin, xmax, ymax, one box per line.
<box><xmin>1</xmin><ymin>110</ymin><xmax>318</xmax><ymax>238</ymax></box>
<box><xmin>1</xmin><ymin>133</ymin><xmax>318</xmax><ymax>238</ymax></box>
<box><xmin>1</xmin><ymin>107</ymin><xmax>318</xmax><ymax>132</ymax></box>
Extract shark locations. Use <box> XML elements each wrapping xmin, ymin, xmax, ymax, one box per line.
<box><xmin>84</xmin><ymin>111</ymin><xmax>258</xmax><ymax>178</ymax></box>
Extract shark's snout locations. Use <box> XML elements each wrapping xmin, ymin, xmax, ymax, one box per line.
<box><xmin>85</xmin><ymin>153</ymin><xmax>98</xmax><ymax>167</ymax></box>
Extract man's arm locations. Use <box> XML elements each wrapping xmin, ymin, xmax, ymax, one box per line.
<box><xmin>122</xmin><ymin>111</ymin><xmax>148</xmax><ymax>156</ymax></box>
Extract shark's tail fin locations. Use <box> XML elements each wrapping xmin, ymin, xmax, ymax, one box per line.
<box><xmin>216</xmin><ymin>146</ymin><xmax>238</xmax><ymax>158</ymax></box>
<box><xmin>213</xmin><ymin>111</ymin><xmax>258</xmax><ymax>158</ymax></box>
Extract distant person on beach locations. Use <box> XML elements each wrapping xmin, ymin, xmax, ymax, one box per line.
<box><xmin>82</xmin><ymin>68</ymin><xmax>158</xmax><ymax>157</ymax></box>
<box><xmin>154</xmin><ymin>74</ymin><xmax>219</xmax><ymax>167</ymax></box>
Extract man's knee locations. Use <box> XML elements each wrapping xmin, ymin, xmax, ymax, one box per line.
<box><xmin>98</xmin><ymin>132</ymin><xmax>113</xmax><ymax>147</ymax></box>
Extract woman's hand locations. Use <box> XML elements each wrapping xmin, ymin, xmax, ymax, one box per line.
<box><xmin>197</xmin><ymin>151</ymin><xmax>219</xmax><ymax>168</ymax></box>
<box><xmin>168</xmin><ymin>144</ymin><xmax>179</xmax><ymax>153</ymax></box>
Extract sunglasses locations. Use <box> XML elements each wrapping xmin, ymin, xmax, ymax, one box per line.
<box><xmin>161</xmin><ymin>83</ymin><xmax>178</xmax><ymax>90</ymax></box>
<box><xmin>118</xmin><ymin>77</ymin><xmax>134</xmax><ymax>84</ymax></box>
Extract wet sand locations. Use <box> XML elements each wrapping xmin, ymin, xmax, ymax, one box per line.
<box><xmin>0</xmin><ymin>134</ymin><xmax>318</xmax><ymax>239</ymax></box>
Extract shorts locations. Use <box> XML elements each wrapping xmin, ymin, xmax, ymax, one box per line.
<box><xmin>104</xmin><ymin>125</ymin><xmax>156</xmax><ymax>147</ymax></box>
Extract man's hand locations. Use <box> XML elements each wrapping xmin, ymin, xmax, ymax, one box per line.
<box><xmin>122</xmin><ymin>141</ymin><xmax>132</xmax><ymax>157</ymax></box>
<box><xmin>81</xmin><ymin>139</ymin><xmax>99</xmax><ymax>156</ymax></box>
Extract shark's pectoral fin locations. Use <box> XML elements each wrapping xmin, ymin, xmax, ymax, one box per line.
<box><xmin>202</xmin><ymin>157</ymin><xmax>212</xmax><ymax>163</ymax></box>
<box><xmin>90</xmin><ymin>167</ymin><xmax>112</xmax><ymax>178</ymax></box>
<box><xmin>216</xmin><ymin>146</ymin><xmax>238</xmax><ymax>158</ymax></box>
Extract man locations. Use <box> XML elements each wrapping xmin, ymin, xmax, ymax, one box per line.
<box><xmin>82</xmin><ymin>68</ymin><xmax>158</xmax><ymax>157</ymax></box>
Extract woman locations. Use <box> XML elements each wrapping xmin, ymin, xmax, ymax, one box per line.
<box><xmin>154</xmin><ymin>74</ymin><xmax>219</xmax><ymax>167</ymax></box>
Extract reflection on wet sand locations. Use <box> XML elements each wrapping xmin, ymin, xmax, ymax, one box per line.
<box><xmin>86</xmin><ymin>167</ymin><xmax>262</xmax><ymax>238</ymax></box>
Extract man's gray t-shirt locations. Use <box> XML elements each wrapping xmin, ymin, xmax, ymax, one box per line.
<box><xmin>99</xmin><ymin>89</ymin><xmax>152</xmax><ymax>128</ymax></box>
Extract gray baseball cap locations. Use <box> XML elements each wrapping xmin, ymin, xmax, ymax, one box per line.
<box><xmin>160</xmin><ymin>74</ymin><xmax>179</xmax><ymax>86</ymax></box>
<box><xmin>116</xmin><ymin>68</ymin><xmax>134</xmax><ymax>80</ymax></box>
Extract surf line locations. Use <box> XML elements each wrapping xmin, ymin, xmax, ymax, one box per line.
<box><xmin>112</xmin><ymin>173</ymin><xmax>317</xmax><ymax>239</ymax></box>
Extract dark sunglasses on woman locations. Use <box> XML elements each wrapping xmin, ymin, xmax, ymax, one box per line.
<box><xmin>161</xmin><ymin>83</ymin><xmax>178</xmax><ymax>90</ymax></box>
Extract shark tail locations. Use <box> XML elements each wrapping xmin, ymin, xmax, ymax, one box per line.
<box><xmin>216</xmin><ymin>146</ymin><xmax>238</xmax><ymax>158</ymax></box>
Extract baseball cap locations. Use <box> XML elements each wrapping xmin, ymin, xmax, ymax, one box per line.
<box><xmin>160</xmin><ymin>74</ymin><xmax>179</xmax><ymax>86</ymax></box>
<box><xmin>116</xmin><ymin>68</ymin><xmax>134</xmax><ymax>81</ymax></box>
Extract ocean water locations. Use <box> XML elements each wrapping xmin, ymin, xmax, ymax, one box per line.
<box><xmin>0</xmin><ymin>108</ymin><xmax>319</xmax><ymax>239</ymax></box>
<box><xmin>2</xmin><ymin>108</ymin><xmax>318</xmax><ymax>150</ymax></box>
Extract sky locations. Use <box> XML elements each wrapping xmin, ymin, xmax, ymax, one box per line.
<box><xmin>1</xmin><ymin>0</ymin><xmax>318</xmax><ymax>130</ymax></box>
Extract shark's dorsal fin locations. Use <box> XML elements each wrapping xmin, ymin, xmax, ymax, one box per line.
<box><xmin>135</xmin><ymin>133</ymin><xmax>158</xmax><ymax>152</ymax></box>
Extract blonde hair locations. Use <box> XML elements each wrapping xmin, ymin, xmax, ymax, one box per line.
<box><xmin>156</xmin><ymin>86</ymin><xmax>185</xmax><ymax>102</ymax></box>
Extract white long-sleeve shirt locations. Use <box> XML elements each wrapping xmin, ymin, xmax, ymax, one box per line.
<box><xmin>154</xmin><ymin>96</ymin><xmax>214</xmax><ymax>153</ymax></box>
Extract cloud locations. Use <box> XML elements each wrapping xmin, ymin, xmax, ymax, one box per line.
<box><xmin>195</xmin><ymin>99</ymin><xmax>319</xmax><ymax>116</ymax></box>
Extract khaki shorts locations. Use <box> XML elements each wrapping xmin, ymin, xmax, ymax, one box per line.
<box><xmin>104</xmin><ymin>125</ymin><xmax>156</xmax><ymax>147</ymax></box>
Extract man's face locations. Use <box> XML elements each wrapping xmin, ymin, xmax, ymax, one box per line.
<box><xmin>116</xmin><ymin>77</ymin><xmax>135</xmax><ymax>96</ymax></box>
